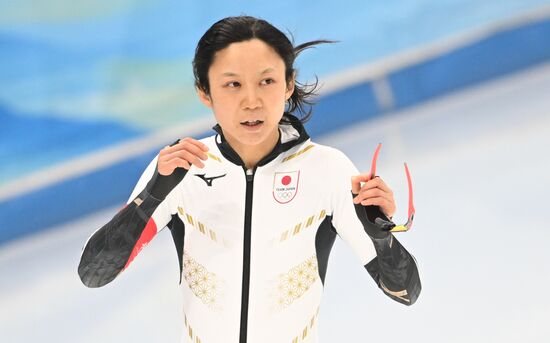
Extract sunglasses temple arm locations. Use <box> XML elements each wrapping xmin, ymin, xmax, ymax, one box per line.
<box><xmin>370</xmin><ymin>143</ymin><xmax>382</xmax><ymax>180</ymax></box>
<box><xmin>404</xmin><ymin>162</ymin><xmax>415</xmax><ymax>229</ymax></box>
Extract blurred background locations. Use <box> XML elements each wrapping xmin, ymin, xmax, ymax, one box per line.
<box><xmin>1</xmin><ymin>0</ymin><xmax>549</xmax><ymax>342</ymax></box>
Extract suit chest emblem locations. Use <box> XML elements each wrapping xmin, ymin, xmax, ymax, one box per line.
<box><xmin>194</xmin><ymin>173</ymin><xmax>226</xmax><ymax>186</ymax></box>
<box><xmin>273</xmin><ymin>171</ymin><xmax>300</xmax><ymax>204</ymax></box>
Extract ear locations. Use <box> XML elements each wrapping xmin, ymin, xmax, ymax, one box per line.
<box><xmin>285</xmin><ymin>72</ymin><xmax>295</xmax><ymax>101</ymax></box>
<box><xmin>196</xmin><ymin>86</ymin><xmax>213</xmax><ymax>108</ymax></box>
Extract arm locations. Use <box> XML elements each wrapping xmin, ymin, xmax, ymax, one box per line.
<box><xmin>353</xmin><ymin>203</ymin><xmax>421</xmax><ymax>305</ymax></box>
<box><xmin>77</xmin><ymin>148</ymin><xmax>187</xmax><ymax>288</ymax></box>
<box><xmin>330</xmin><ymin>149</ymin><xmax>421</xmax><ymax>306</ymax></box>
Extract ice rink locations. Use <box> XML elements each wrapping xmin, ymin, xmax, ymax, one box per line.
<box><xmin>1</xmin><ymin>62</ymin><xmax>549</xmax><ymax>342</ymax></box>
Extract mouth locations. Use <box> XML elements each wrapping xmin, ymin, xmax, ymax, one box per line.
<box><xmin>240</xmin><ymin>120</ymin><xmax>264</xmax><ymax>127</ymax></box>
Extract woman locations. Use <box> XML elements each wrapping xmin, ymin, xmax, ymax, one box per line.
<box><xmin>78</xmin><ymin>15</ymin><xmax>421</xmax><ymax>343</ymax></box>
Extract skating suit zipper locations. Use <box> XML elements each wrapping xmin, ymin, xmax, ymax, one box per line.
<box><xmin>239</xmin><ymin>167</ymin><xmax>255</xmax><ymax>343</ymax></box>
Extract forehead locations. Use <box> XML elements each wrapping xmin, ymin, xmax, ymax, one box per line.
<box><xmin>209</xmin><ymin>38</ymin><xmax>285</xmax><ymax>77</ymax></box>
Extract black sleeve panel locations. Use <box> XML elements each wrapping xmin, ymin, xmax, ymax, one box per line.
<box><xmin>146</xmin><ymin>166</ymin><xmax>187</xmax><ymax>200</ymax></box>
<box><xmin>146</xmin><ymin>138</ymin><xmax>188</xmax><ymax>201</ymax></box>
<box><xmin>77</xmin><ymin>188</ymin><xmax>163</xmax><ymax>288</ymax></box>
<box><xmin>351</xmin><ymin>191</ymin><xmax>421</xmax><ymax>305</ymax></box>
<box><xmin>315</xmin><ymin>215</ymin><xmax>338</xmax><ymax>285</ymax></box>
<box><xmin>78</xmin><ymin>146</ymin><xmax>188</xmax><ymax>288</ymax></box>
<box><xmin>364</xmin><ymin>235</ymin><xmax>421</xmax><ymax>306</ymax></box>
<box><xmin>167</xmin><ymin>214</ymin><xmax>186</xmax><ymax>285</ymax></box>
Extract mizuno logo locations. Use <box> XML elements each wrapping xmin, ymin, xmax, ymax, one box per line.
<box><xmin>194</xmin><ymin>173</ymin><xmax>227</xmax><ymax>187</ymax></box>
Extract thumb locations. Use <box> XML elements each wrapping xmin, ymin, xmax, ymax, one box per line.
<box><xmin>358</xmin><ymin>172</ymin><xmax>371</xmax><ymax>181</ymax></box>
<box><xmin>351</xmin><ymin>173</ymin><xmax>370</xmax><ymax>194</ymax></box>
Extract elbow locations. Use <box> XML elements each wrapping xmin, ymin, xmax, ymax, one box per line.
<box><xmin>403</xmin><ymin>263</ymin><xmax>422</xmax><ymax>306</ymax></box>
<box><xmin>77</xmin><ymin>252</ymin><xmax>120</xmax><ymax>288</ymax></box>
<box><xmin>401</xmin><ymin>280</ymin><xmax>421</xmax><ymax>306</ymax></box>
<box><xmin>379</xmin><ymin>265</ymin><xmax>422</xmax><ymax>306</ymax></box>
<box><xmin>407</xmin><ymin>278</ymin><xmax>421</xmax><ymax>305</ymax></box>
<box><xmin>381</xmin><ymin>280</ymin><xmax>421</xmax><ymax>306</ymax></box>
<box><xmin>78</xmin><ymin>262</ymin><xmax>118</xmax><ymax>288</ymax></box>
<box><xmin>77</xmin><ymin>259</ymin><xmax>101</xmax><ymax>288</ymax></box>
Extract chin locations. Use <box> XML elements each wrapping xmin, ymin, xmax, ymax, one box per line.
<box><xmin>239</xmin><ymin>135</ymin><xmax>267</xmax><ymax>146</ymax></box>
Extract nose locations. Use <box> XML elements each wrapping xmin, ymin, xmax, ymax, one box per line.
<box><xmin>243</xmin><ymin>86</ymin><xmax>262</xmax><ymax>110</ymax></box>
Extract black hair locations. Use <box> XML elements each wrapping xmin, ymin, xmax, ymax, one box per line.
<box><xmin>192</xmin><ymin>15</ymin><xmax>338</xmax><ymax>123</ymax></box>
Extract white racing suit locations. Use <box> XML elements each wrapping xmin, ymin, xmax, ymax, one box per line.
<box><xmin>78</xmin><ymin>113</ymin><xmax>421</xmax><ymax>343</ymax></box>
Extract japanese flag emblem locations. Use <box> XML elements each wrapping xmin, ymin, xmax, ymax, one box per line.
<box><xmin>273</xmin><ymin>171</ymin><xmax>300</xmax><ymax>204</ymax></box>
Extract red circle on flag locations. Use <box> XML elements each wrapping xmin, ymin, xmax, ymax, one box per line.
<box><xmin>281</xmin><ymin>175</ymin><xmax>291</xmax><ymax>185</ymax></box>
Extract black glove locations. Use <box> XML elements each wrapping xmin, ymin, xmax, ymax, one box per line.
<box><xmin>351</xmin><ymin>191</ymin><xmax>395</xmax><ymax>239</ymax></box>
<box><xmin>145</xmin><ymin>139</ymin><xmax>188</xmax><ymax>200</ymax></box>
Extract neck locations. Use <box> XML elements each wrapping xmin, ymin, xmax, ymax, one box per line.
<box><xmin>224</xmin><ymin>127</ymin><xmax>280</xmax><ymax>170</ymax></box>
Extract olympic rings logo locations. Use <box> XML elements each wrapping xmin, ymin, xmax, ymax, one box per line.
<box><xmin>277</xmin><ymin>191</ymin><xmax>294</xmax><ymax>199</ymax></box>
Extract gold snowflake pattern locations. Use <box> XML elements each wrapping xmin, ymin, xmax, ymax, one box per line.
<box><xmin>183</xmin><ymin>252</ymin><xmax>220</xmax><ymax>308</ymax></box>
<box><xmin>275</xmin><ymin>255</ymin><xmax>318</xmax><ymax>310</ymax></box>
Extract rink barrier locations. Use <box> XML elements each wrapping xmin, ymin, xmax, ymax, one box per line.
<box><xmin>1</xmin><ymin>10</ymin><xmax>550</xmax><ymax>245</ymax></box>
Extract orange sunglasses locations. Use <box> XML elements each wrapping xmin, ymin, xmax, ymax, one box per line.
<box><xmin>369</xmin><ymin>143</ymin><xmax>415</xmax><ymax>232</ymax></box>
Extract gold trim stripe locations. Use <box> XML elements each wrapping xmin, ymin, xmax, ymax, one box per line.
<box><xmin>280</xmin><ymin>231</ymin><xmax>289</xmax><ymax>241</ymax></box>
<box><xmin>291</xmin><ymin>306</ymin><xmax>321</xmax><ymax>343</ymax></box>
<box><xmin>279</xmin><ymin>209</ymin><xmax>328</xmax><ymax>242</ymax></box>
<box><xmin>209</xmin><ymin>230</ymin><xmax>217</xmax><ymax>242</ymax></box>
<box><xmin>186</xmin><ymin>214</ymin><xmax>194</xmax><ymax>225</ymax></box>
<box><xmin>183</xmin><ymin>313</ymin><xmax>203</xmax><ymax>343</ymax></box>
<box><xmin>178</xmin><ymin>206</ymin><xmax>221</xmax><ymax>244</ymax></box>
<box><xmin>282</xmin><ymin>144</ymin><xmax>315</xmax><ymax>162</ymax></box>
<box><xmin>207</xmin><ymin>152</ymin><xmax>222</xmax><ymax>162</ymax></box>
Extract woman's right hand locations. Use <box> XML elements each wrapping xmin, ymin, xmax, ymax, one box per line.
<box><xmin>158</xmin><ymin>137</ymin><xmax>209</xmax><ymax>176</ymax></box>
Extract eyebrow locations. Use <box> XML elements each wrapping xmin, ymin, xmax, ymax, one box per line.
<box><xmin>221</xmin><ymin>67</ymin><xmax>275</xmax><ymax>77</ymax></box>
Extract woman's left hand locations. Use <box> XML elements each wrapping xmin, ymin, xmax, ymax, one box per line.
<box><xmin>351</xmin><ymin>173</ymin><xmax>396</xmax><ymax>219</ymax></box>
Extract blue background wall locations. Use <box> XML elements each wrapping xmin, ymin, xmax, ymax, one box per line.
<box><xmin>2</xmin><ymin>0</ymin><xmax>550</xmax><ymax>244</ymax></box>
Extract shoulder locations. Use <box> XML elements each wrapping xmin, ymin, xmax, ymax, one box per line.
<box><xmin>307</xmin><ymin>141</ymin><xmax>359</xmax><ymax>176</ymax></box>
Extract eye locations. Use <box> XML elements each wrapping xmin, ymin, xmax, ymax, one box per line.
<box><xmin>226</xmin><ymin>81</ymin><xmax>240</xmax><ymax>88</ymax></box>
<box><xmin>261</xmin><ymin>78</ymin><xmax>275</xmax><ymax>85</ymax></box>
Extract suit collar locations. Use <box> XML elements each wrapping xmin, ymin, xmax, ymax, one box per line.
<box><xmin>212</xmin><ymin>112</ymin><xmax>310</xmax><ymax>167</ymax></box>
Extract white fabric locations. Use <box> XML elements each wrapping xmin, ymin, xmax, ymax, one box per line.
<box><xmin>124</xmin><ymin>133</ymin><xmax>377</xmax><ymax>343</ymax></box>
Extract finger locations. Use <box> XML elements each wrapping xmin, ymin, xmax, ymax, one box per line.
<box><xmin>163</xmin><ymin>150</ymin><xmax>204</xmax><ymax>169</ymax></box>
<box><xmin>371</xmin><ymin>176</ymin><xmax>392</xmax><ymax>194</ymax></box>
<box><xmin>351</xmin><ymin>175</ymin><xmax>361</xmax><ymax>194</ymax></box>
<box><xmin>361</xmin><ymin>197</ymin><xmax>395</xmax><ymax>218</ymax></box>
<box><xmin>183</xmin><ymin>137</ymin><xmax>209</xmax><ymax>152</ymax></box>
<box><xmin>162</xmin><ymin>139</ymin><xmax>183</xmax><ymax>153</ymax></box>
<box><xmin>164</xmin><ymin>137</ymin><xmax>209</xmax><ymax>154</ymax></box>
<box><xmin>180</xmin><ymin>139</ymin><xmax>209</xmax><ymax>159</ymax></box>
<box><xmin>353</xmin><ymin>188</ymin><xmax>393</xmax><ymax>204</ymax></box>
<box><xmin>163</xmin><ymin>157</ymin><xmax>191</xmax><ymax>171</ymax></box>
<box><xmin>164</xmin><ymin>142</ymin><xmax>208</xmax><ymax>161</ymax></box>
<box><xmin>179</xmin><ymin>137</ymin><xmax>209</xmax><ymax>152</ymax></box>
<box><xmin>360</xmin><ymin>196</ymin><xmax>392</xmax><ymax>209</ymax></box>
<box><xmin>351</xmin><ymin>173</ymin><xmax>371</xmax><ymax>194</ymax></box>
<box><xmin>176</xmin><ymin>150</ymin><xmax>205</xmax><ymax>168</ymax></box>
<box><xmin>361</xmin><ymin>177</ymin><xmax>392</xmax><ymax>195</ymax></box>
